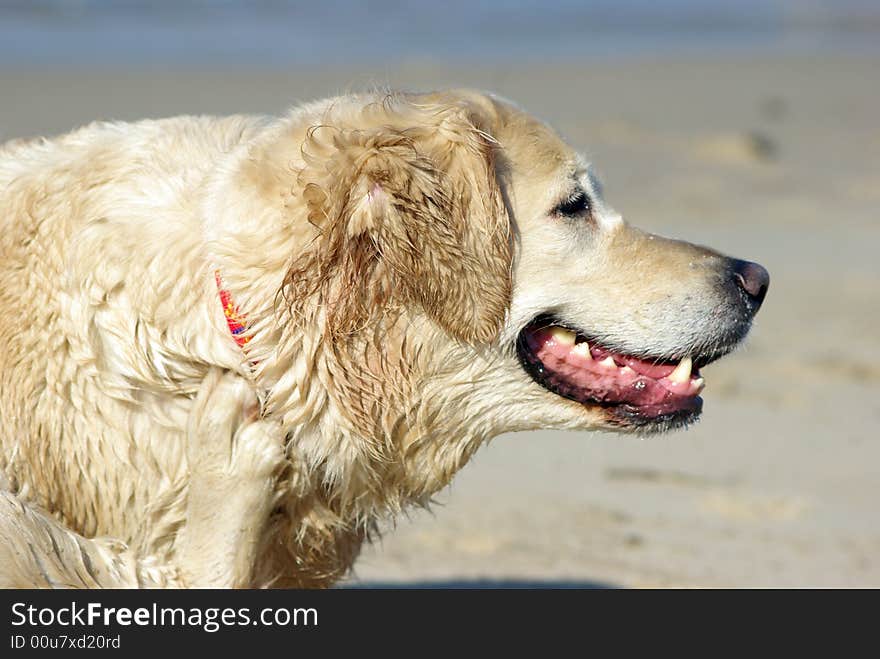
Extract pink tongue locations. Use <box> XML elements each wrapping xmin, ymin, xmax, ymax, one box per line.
<box><xmin>525</xmin><ymin>329</ymin><xmax>694</xmax><ymax>410</ymax></box>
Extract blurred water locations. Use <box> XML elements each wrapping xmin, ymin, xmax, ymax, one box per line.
<box><xmin>1</xmin><ymin>0</ymin><xmax>879</xmax><ymax>70</ymax></box>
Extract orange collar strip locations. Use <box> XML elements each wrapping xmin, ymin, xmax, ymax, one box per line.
<box><xmin>214</xmin><ymin>270</ymin><xmax>251</xmax><ymax>349</ymax></box>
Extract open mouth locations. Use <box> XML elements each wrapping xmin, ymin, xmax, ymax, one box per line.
<box><xmin>516</xmin><ymin>316</ymin><xmax>710</xmax><ymax>429</ymax></box>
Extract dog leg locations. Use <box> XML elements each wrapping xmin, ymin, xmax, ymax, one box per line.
<box><xmin>0</xmin><ymin>492</ymin><xmax>183</xmax><ymax>588</ymax></box>
<box><xmin>176</xmin><ymin>368</ymin><xmax>284</xmax><ymax>588</ymax></box>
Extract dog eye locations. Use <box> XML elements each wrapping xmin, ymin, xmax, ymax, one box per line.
<box><xmin>553</xmin><ymin>191</ymin><xmax>591</xmax><ymax>218</ymax></box>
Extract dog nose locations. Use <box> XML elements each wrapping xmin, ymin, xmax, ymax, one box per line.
<box><xmin>731</xmin><ymin>259</ymin><xmax>769</xmax><ymax>312</ymax></box>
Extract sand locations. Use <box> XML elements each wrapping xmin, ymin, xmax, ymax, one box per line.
<box><xmin>2</xmin><ymin>53</ymin><xmax>877</xmax><ymax>587</ymax></box>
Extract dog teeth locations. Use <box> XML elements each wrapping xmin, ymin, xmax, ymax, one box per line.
<box><xmin>571</xmin><ymin>342</ymin><xmax>592</xmax><ymax>359</ymax></box>
<box><xmin>669</xmin><ymin>357</ymin><xmax>693</xmax><ymax>384</ymax></box>
<box><xmin>620</xmin><ymin>366</ymin><xmax>635</xmax><ymax>376</ymax></box>
<box><xmin>599</xmin><ymin>356</ymin><xmax>617</xmax><ymax>369</ymax></box>
<box><xmin>550</xmin><ymin>327</ymin><xmax>576</xmax><ymax>346</ymax></box>
<box><xmin>692</xmin><ymin>377</ymin><xmax>705</xmax><ymax>393</ymax></box>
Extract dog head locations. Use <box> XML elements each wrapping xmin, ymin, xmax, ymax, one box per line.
<box><xmin>264</xmin><ymin>90</ymin><xmax>767</xmax><ymax>441</ymax></box>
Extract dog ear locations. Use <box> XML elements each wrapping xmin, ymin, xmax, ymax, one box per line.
<box><xmin>286</xmin><ymin>102</ymin><xmax>512</xmax><ymax>344</ymax></box>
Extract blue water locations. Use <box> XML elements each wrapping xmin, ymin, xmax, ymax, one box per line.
<box><xmin>1</xmin><ymin>0</ymin><xmax>879</xmax><ymax>70</ymax></box>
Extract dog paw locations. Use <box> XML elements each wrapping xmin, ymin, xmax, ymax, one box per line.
<box><xmin>230</xmin><ymin>419</ymin><xmax>284</xmax><ymax>482</ymax></box>
<box><xmin>186</xmin><ymin>368</ymin><xmax>285</xmax><ymax>487</ymax></box>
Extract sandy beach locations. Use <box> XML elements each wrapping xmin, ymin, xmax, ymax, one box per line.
<box><xmin>2</xmin><ymin>52</ymin><xmax>878</xmax><ymax>587</ymax></box>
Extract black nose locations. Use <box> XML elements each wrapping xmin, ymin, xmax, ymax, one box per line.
<box><xmin>731</xmin><ymin>259</ymin><xmax>769</xmax><ymax>312</ymax></box>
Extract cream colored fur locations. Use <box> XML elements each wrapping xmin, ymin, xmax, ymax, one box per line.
<box><xmin>0</xmin><ymin>90</ymin><xmax>745</xmax><ymax>588</ymax></box>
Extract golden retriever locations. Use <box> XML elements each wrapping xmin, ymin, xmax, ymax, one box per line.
<box><xmin>0</xmin><ymin>90</ymin><xmax>768</xmax><ymax>587</ymax></box>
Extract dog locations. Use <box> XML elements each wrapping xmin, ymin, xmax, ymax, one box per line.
<box><xmin>0</xmin><ymin>90</ymin><xmax>768</xmax><ymax>587</ymax></box>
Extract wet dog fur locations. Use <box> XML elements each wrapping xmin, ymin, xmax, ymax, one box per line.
<box><xmin>0</xmin><ymin>90</ymin><xmax>766</xmax><ymax>587</ymax></box>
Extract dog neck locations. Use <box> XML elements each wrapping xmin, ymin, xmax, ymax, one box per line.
<box><xmin>201</xmin><ymin>118</ymin><xmax>505</xmax><ymax>585</ymax></box>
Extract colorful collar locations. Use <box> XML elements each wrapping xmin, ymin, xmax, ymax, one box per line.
<box><xmin>214</xmin><ymin>270</ymin><xmax>251</xmax><ymax>348</ymax></box>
